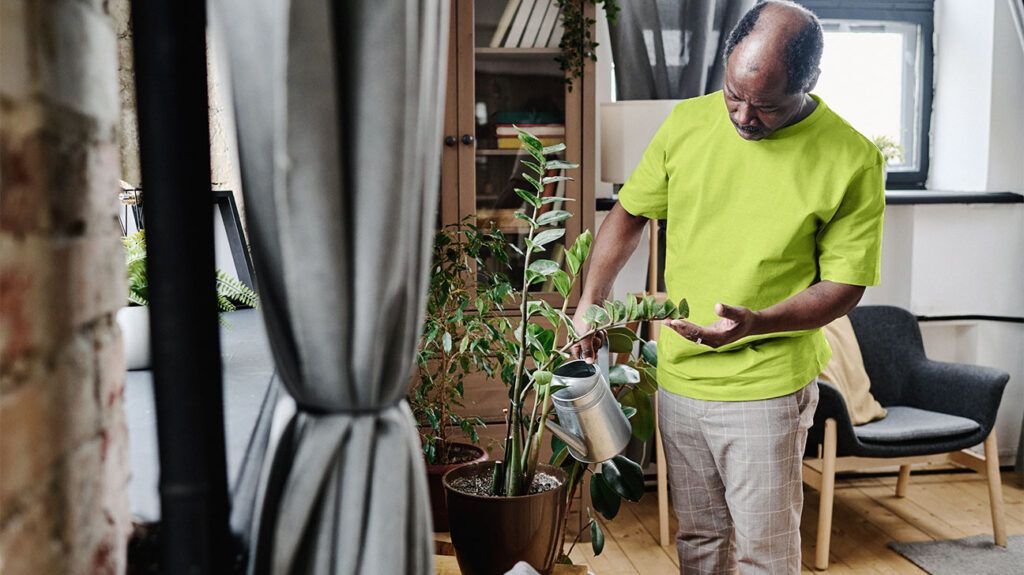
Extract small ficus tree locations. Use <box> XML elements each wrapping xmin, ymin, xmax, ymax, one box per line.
<box><xmin>411</xmin><ymin>222</ymin><xmax>515</xmax><ymax>465</ymax></box>
<box><xmin>493</xmin><ymin>128</ymin><xmax>689</xmax><ymax>556</ymax></box>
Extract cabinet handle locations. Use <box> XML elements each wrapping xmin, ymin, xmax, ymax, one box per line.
<box><xmin>461</xmin><ymin>134</ymin><xmax>475</xmax><ymax>145</ymax></box>
<box><xmin>444</xmin><ymin>135</ymin><xmax>457</xmax><ymax>147</ymax></box>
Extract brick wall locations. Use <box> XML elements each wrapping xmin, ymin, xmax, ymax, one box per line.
<box><xmin>1</xmin><ymin>0</ymin><xmax>131</xmax><ymax>573</ymax></box>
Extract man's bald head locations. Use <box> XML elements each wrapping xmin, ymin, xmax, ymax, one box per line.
<box><xmin>724</xmin><ymin>1</ymin><xmax>823</xmax><ymax>95</ymax></box>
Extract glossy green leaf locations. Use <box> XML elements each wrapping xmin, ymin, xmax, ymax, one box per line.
<box><xmin>551</xmin><ymin>270</ymin><xmax>572</xmax><ymax>298</ymax></box>
<box><xmin>590</xmin><ymin>473</ymin><xmax>621</xmax><ymax>520</ymax></box>
<box><xmin>533</xmin><ymin>228</ymin><xmax>565</xmax><ymax>247</ymax></box>
<box><xmin>636</xmin><ymin>366</ymin><xmax>658</xmax><ymax>395</ymax></box>
<box><xmin>532</xmin><ymin>370</ymin><xmax>553</xmax><ymax>388</ymax></box>
<box><xmin>542</xmin><ymin>142</ymin><xmax>567</xmax><ymax>154</ymax></box>
<box><xmin>606</xmin><ymin>326</ymin><xmax>637</xmax><ymax>353</ymax></box>
<box><xmin>601</xmin><ymin>455</ymin><xmax>644</xmax><ymax>502</ymax></box>
<box><xmin>536</xmin><ymin>210</ymin><xmax>572</xmax><ymax>226</ymax></box>
<box><xmin>546</xmin><ymin>160</ymin><xmax>580</xmax><ymax>170</ymax></box>
<box><xmin>677</xmin><ymin>298</ymin><xmax>690</xmax><ymax>319</ymax></box>
<box><xmin>620</xmin><ymin>388</ymin><xmax>654</xmax><ymax>441</ymax></box>
<box><xmin>522</xmin><ymin>172</ymin><xmax>543</xmax><ymax>192</ymax></box>
<box><xmin>442</xmin><ymin>332</ymin><xmax>452</xmax><ymax>353</ymax></box>
<box><xmin>564</xmin><ymin>250</ymin><xmax>581</xmax><ymax>277</ymax></box>
<box><xmin>514</xmin><ymin>187</ymin><xmax>540</xmax><ymax>208</ymax></box>
<box><xmin>640</xmin><ymin>340</ymin><xmax>658</xmax><ymax>366</ymax></box>
<box><xmin>582</xmin><ymin>304</ymin><xmax>609</xmax><ymax>326</ymax></box>
<box><xmin>540</xmin><ymin>196</ymin><xmax>575</xmax><ymax>205</ymax></box>
<box><xmin>550</xmin><ymin>445</ymin><xmax>569</xmax><ymax>467</ymax></box>
<box><xmin>513</xmin><ymin>211</ymin><xmax>536</xmax><ymax>226</ymax></box>
<box><xmin>515</xmin><ymin>127</ymin><xmax>545</xmax><ymax>152</ymax></box>
<box><xmin>608</xmin><ymin>364</ymin><xmax>640</xmax><ymax>386</ymax></box>
<box><xmin>591</xmin><ymin>519</ymin><xmax>605</xmax><ymax>556</ymax></box>
<box><xmin>541</xmin><ymin>175</ymin><xmax>573</xmax><ymax>186</ymax></box>
<box><xmin>528</xmin><ymin>259</ymin><xmax>560</xmax><ymax>276</ymax></box>
<box><xmin>620</xmin><ymin>404</ymin><xmax>638</xmax><ymax>419</ymax></box>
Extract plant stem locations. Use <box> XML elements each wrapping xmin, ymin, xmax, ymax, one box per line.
<box><xmin>506</xmin><ymin>196</ymin><xmax>543</xmax><ymax>496</ymax></box>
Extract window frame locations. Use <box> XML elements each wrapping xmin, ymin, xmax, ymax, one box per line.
<box><xmin>801</xmin><ymin>0</ymin><xmax>935</xmax><ymax>190</ymax></box>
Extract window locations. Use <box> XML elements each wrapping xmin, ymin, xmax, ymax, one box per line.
<box><xmin>803</xmin><ymin>1</ymin><xmax>934</xmax><ymax>189</ymax></box>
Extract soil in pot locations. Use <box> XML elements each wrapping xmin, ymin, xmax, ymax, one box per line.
<box><xmin>444</xmin><ymin>461</ymin><xmax>568</xmax><ymax>575</ymax></box>
<box><xmin>426</xmin><ymin>442</ymin><xmax>488</xmax><ymax>532</ymax></box>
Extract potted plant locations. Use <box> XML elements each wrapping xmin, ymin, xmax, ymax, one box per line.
<box><xmin>443</xmin><ymin>128</ymin><xmax>688</xmax><ymax>574</ymax></box>
<box><xmin>117</xmin><ymin>230</ymin><xmax>259</xmax><ymax>370</ymax></box>
<box><xmin>410</xmin><ymin>221</ymin><xmax>516</xmax><ymax>531</ymax></box>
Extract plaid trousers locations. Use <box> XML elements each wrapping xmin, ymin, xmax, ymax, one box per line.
<box><xmin>658</xmin><ymin>381</ymin><xmax>818</xmax><ymax>575</ymax></box>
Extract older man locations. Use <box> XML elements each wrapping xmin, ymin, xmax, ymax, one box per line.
<box><xmin>573</xmin><ymin>1</ymin><xmax>885</xmax><ymax>573</ymax></box>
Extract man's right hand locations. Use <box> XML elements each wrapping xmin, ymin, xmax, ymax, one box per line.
<box><xmin>570</xmin><ymin>310</ymin><xmax>605</xmax><ymax>364</ymax></box>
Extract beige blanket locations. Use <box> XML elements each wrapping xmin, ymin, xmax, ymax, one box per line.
<box><xmin>821</xmin><ymin>315</ymin><xmax>887</xmax><ymax>425</ymax></box>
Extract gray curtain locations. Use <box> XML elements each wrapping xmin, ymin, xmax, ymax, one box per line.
<box><xmin>608</xmin><ymin>0</ymin><xmax>755</xmax><ymax>100</ymax></box>
<box><xmin>213</xmin><ymin>0</ymin><xmax>449</xmax><ymax>573</ymax></box>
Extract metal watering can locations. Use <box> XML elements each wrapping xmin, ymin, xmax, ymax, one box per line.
<box><xmin>544</xmin><ymin>356</ymin><xmax>632</xmax><ymax>463</ymax></box>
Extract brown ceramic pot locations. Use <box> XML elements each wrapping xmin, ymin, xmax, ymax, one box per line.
<box><xmin>426</xmin><ymin>442</ymin><xmax>488</xmax><ymax>532</ymax></box>
<box><xmin>443</xmin><ymin>462</ymin><xmax>568</xmax><ymax>575</ymax></box>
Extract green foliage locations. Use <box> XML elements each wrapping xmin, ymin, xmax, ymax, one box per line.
<box><xmin>490</xmin><ymin>127</ymin><xmax>688</xmax><ymax>557</ymax></box>
<box><xmin>122</xmin><ymin>231</ymin><xmax>259</xmax><ymax>316</ymax></box>
<box><xmin>124</xmin><ymin>231</ymin><xmax>149</xmax><ymax>307</ymax></box>
<box><xmin>872</xmin><ymin>134</ymin><xmax>904</xmax><ymax>165</ymax></box>
<box><xmin>555</xmin><ymin>0</ymin><xmax>620</xmax><ymax>90</ymax></box>
<box><xmin>411</xmin><ymin>221</ymin><xmax>515</xmax><ymax>465</ymax></box>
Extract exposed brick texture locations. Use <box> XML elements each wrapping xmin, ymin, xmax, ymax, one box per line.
<box><xmin>0</xmin><ymin>0</ymin><xmax>131</xmax><ymax>573</ymax></box>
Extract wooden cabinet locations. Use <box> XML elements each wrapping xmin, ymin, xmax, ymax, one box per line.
<box><xmin>440</xmin><ymin>0</ymin><xmax>596</xmax><ymax>308</ymax></box>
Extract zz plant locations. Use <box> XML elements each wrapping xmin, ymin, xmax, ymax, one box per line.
<box><xmin>492</xmin><ymin>127</ymin><xmax>689</xmax><ymax>556</ymax></box>
<box><xmin>411</xmin><ymin>221</ymin><xmax>514</xmax><ymax>465</ymax></box>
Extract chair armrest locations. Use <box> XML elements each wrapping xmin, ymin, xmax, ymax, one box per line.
<box><xmin>807</xmin><ymin>379</ymin><xmax>861</xmax><ymax>457</ymax></box>
<box><xmin>905</xmin><ymin>359</ymin><xmax>1009</xmax><ymax>434</ymax></box>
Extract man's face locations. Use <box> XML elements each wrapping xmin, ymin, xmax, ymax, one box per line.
<box><xmin>723</xmin><ymin>57</ymin><xmax>808</xmax><ymax>141</ymax></box>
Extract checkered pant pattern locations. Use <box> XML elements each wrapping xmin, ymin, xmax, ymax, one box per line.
<box><xmin>658</xmin><ymin>382</ymin><xmax>818</xmax><ymax>575</ymax></box>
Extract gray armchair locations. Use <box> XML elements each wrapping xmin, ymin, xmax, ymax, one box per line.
<box><xmin>803</xmin><ymin>306</ymin><xmax>1010</xmax><ymax>570</ymax></box>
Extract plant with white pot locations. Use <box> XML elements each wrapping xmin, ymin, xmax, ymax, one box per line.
<box><xmin>117</xmin><ymin>230</ymin><xmax>259</xmax><ymax>370</ymax></box>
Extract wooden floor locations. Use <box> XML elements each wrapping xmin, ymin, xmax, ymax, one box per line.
<box><xmin>566</xmin><ymin>470</ymin><xmax>1024</xmax><ymax>574</ymax></box>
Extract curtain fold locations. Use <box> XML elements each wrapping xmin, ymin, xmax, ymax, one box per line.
<box><xmin>213</xmin><ymin>0</ymin><xmax>449</xmax><ymax>572</ymax></box>
<box><xmin>608</xmin><ymin>0</ymin><xmax>755</xmax><ymax>100</ymax></box>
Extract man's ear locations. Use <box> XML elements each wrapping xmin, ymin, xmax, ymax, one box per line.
<box><xmin>805</xmin><ymin>67</ymin><xmax>821</xmax><ymax>92</ymax></box>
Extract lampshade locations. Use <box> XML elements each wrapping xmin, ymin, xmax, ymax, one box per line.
<box><xmin>600</xmin><ymin>100</ymin><xmax>682</xmax><ymax>185</ymax></box>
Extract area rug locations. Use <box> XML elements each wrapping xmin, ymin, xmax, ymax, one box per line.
<box><xmin>889</xmin><ymin>534</ymin><xmax>1024</xmax><ymax>575</ymax></box>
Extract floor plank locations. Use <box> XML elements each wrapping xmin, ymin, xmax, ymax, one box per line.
<box><xmin>560</xmin><ymin>471</ymin><xmax>1021</xmax><ymax>574</ymax></box>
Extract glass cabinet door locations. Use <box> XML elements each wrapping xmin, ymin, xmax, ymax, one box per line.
<box><xmin>452</xmin><ymin>0</ymin><xmax>583</xmax><ymax>304</ymax></box>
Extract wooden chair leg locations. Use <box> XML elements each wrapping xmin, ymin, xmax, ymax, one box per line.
<box><xmin>983</xmin><ymin>432</ymin><xmax>1007</xmax><ymax>547</ymax></box>
<box><xmin>896</xmin><ymin>464</ymin><xmax>912</xmax><ymax>497</ymax></box>
<box><xmin>655</xmin><ymin>393</ymin><xmax>671</xmax><ymax>547</ymax></box>
<box><xmin>815</xmin><ymin>419</ymin><xmax>837</xmax><ymax>571</ymax></box>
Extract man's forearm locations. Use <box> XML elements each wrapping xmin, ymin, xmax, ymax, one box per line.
<box><xmin>752</xmin><ymin>280</ymin><xmax>864</xmax><ymax>335</ymax></box>
<box><xmin>578</xmin><ymin>203</ymin><xmax>650</xmax><ymax>307</ymax></box>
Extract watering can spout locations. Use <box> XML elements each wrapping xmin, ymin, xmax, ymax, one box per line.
<box><xmin>545</xmin><ymin>419</ymin><xmax>588</xmax><ymax>458</ymax></box>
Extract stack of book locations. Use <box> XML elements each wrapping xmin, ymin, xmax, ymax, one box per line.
<box><xmin>495</xmin><ymin>124</ymin><xmax>565</xmax><ymax>149</ymax></box>
<box><xmin>489</xmin><ymin>0</ymin><xmax>564</xmax><ymax>48</ymax></box>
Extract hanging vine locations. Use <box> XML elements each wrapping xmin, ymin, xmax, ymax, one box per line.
<box><xmin>555</xmin><ymin>0</ymin><xmax>620</xmax><ymax>91</ymax></box>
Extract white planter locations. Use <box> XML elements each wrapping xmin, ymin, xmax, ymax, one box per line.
<box><xmin>117</xmin><ymin>306</ymin><xmax>151</xmax><ymax>371</ymax></box>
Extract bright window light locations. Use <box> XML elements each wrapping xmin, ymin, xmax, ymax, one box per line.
<box><xmin>815</xmin><ymin>20</ymin><xmax>922</xmax><ymax>173</ymax></box>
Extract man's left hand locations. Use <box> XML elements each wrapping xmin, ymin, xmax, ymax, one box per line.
<box><xmin>666</xmin><ymin>303</ymin><xmax>759</xmax><ymax>349</ymax></box>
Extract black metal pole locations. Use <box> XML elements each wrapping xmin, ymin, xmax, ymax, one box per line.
<box><xmin>130</xmin><ymin>1</ymin><xmax>232</xmax><ymax>573</ymax></box>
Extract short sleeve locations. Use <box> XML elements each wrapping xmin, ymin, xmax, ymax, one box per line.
<box><xmin>617</xmin><ymin>114</ymin><xmax>671</xmax><ymax>220</ymax></box>
<box><xmin>817</xmin><ymin>159</ymin><xmax>885</xmax><ymax>286</ymax></box>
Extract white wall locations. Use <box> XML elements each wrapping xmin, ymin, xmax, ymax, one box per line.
<box><xmin>858</xmin><ymin>0</ymin><xmax>1024</xmax><ymax>463</ymax></box>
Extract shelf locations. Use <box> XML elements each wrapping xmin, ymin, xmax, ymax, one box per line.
<box><xmin>476</xmin><ymin>148</ymin><xmax>564</xmax><ymax>157</ymax></box>
<box><xmin>476</xmin><ymin>149</ymin><xmax>527</xmax><ymax>156</ymax></box>
<box><xmin>475</xmin><ymin>47</ymin><xmax>560</xmax><ymax>56</ymax></box>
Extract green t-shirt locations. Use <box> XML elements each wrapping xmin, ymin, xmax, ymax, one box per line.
<box><xmin>619</xmin><ymin>91</ymin><xmax>885</xmax><ymax>401</ymax></box>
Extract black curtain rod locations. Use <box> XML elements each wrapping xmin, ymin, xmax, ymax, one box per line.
<box><xmin>130</xmin><ymin>0</ymin><xmax>233</xmax><ymax>572</ymax></box>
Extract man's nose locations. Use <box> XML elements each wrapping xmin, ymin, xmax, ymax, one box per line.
<box><xmin>736</xmin><ymin>103</ymin><xmax>756</xmax><ymax>126</ymax></box>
